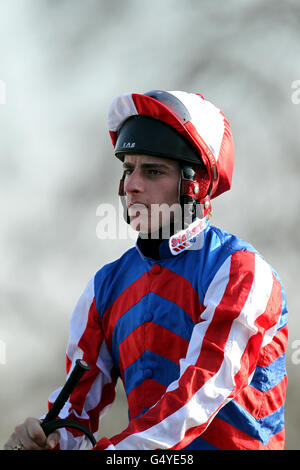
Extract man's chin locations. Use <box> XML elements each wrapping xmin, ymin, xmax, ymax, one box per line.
<box><xmin>129</xmin><ymin>219</ymin><xmax>160</xmax><ymax>238</ymax></box>
<box><xmin>129</xmin><ymin>216</ymin><xmax>178</xmax><ymax>239</ymax></box>
<box><xmin>132</xmin><ymin>226</ymin><xmax>159</xmax><ymax>239</ymax></box>
<box><xmin>132</xmin><ymin>224</ymin><xmax>177</xmax><ymax>240</ymax></box>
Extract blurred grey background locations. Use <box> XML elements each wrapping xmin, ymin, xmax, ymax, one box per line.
<box><xmin>0</xmin><ymin>0</ymin><xmax>299</xmax><ymax>450</ymax></box>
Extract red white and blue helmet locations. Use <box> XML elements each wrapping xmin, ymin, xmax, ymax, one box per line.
<box><xmin>107</xmin><ymin>90</ymin><xmax>234</xmax><ymax>217</ymax></box>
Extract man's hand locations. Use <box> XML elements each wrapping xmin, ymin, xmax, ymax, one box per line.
<box><xmin>4</xmin><ymin>417</ymin><xmax>60</xmax><ymax>450</ymax></box>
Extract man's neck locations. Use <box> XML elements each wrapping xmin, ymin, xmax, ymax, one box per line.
<box><xmin>137</xmin><ymin>222</ymin><xmax>176</xmax><ymax>260</ymax></box>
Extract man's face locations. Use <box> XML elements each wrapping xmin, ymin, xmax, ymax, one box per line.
<box><xmin>123</xmin><ymin>154</ymin><xmax>181</xmax><ymax>236</ymax></box>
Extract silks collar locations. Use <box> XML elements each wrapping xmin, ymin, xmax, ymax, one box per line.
<box><xmin>136</xmin><ymin>217</ymin><xmax>208</xmax><ymax>261</ymax></box>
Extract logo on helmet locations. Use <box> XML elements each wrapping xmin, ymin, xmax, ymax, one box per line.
<box><xmin>122</xmin><ymin>142</ymin><xmax>136</xmax><ymax>149</ymax></box>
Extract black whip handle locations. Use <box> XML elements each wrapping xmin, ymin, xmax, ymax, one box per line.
<box><xmin>42</xmin><ymin>359</ymin><xmax>90</xmax><ymax>425</ymax></box>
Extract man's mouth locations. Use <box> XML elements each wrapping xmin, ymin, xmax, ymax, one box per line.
<box><xmin>127</xmin><ymin>203</ymin><xmax>148</xmax><ymax>217</ymax></box>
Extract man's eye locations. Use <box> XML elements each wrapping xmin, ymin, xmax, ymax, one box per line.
<box><xmin>147</xmin><ymin>169</ymin><xmax>162</xmax><ymax>175</ymax></box>
<box><xmin>123</xmin><ymin>169</ymin><xmax>133</xmax><ymax>175</ymax></box>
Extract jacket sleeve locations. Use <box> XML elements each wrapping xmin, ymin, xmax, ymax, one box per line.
<box><xmin>94</xmin><ymin>250</ymin><xmax>284</xmax><ymax>450</ymax></box>
<box><xmin>46</xmin><ymin>277</ymin><xmax>118</xmax><ymax>450</ymax></box>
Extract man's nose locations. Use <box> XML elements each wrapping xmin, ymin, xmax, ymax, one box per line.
<box><xmin>124</xmin><ymin>170</ymin><xmax>144</xmax><ymax>194</ymax></box>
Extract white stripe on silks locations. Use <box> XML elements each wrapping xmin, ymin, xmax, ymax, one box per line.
<box><xmin>108</xmin><ymin>93</ymin><xmax>138</xmax><ymax>132</ymax></box>
<box><xmin>69</xmin><ymin>370</ymin><xmax>114</xmax><ymax>421</ymax></box>
<box><xmin>96</xmin><ymin>338</ymin><xmax>115</xmax><ymax>378</ymax></box>
<box><xmin>81</xmin><ymin>340</ymin><xmax>115</xmax><ymax>414</ymax></box>
<box><xmin>66</xmin><ymin>277</ymin><xmax>95</xmax><ymax>362</ymax></box>
<box><xmin>113</xmin><ymin>383</ymin><xmax>223</xmax><ymax>450</ymax></box>
<box><xmin>167</xmin><ymin>255</ymin><xmax>232</xmax><ymax>394</ymax></box>
<box><xmin>262</xmin><ymin>322</ymin><xmax>279</xmax><ymax>348</ymax></box>
<box><xmin>45</xmin><ymin>390</ymin><xmax>72</xmax><ymax>419</ymax></box>
<box><xmin>224</xmin><ymin>254</ymin><xmax>274</xmax><ymax>363</ymax></box>
<box><xmin>189</xmin><ymin>256</ymin><xmax>275</xmax><ymax>415</ymax></box>
<box><xmin>112</xmin><ymin>255</ymin><xmax>275</xmax><ymax>450</ymax></box>
<box><xmin>59</xmin><ymin>426</ymin><xmax>93</xmax><ymax>450</ymax></box>
<box><xmin>65</xmin><ymin>281</ymin><xmax>115</xmax><ymax>416</ymax></box>
<box><xmin>169</xmin><ymin>91</ymin><xmax>225</xmax><ymax>162</ymax></box>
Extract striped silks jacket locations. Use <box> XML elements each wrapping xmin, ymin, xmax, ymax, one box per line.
<box><xmin>48</xmin><ymin>218</ymin><xmax>288</xmax><ymax>450</ymax></box>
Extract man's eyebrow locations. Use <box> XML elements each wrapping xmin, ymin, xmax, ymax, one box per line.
<box><xmin>123</xmin><ymin>162</ymin><xmax>134</xmax><ymax>169</ymax></box>
<box><xmin>141</xmin><ymin>162</ymin><xmax>171</xmax><ymax>169</ymax></box>
<box><xmin>123</xmin><ymin>162</ymin><xmax>172</xmax><ymax>170</ymax></box>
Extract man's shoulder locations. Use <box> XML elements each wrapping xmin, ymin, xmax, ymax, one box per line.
<box><xmin>207</xmin><ymin>224</ymin><xmax>256</xmax><ymax>254</ymax></box>
<box><xmin>204</xmin><ymin>223</ymin><xmax>282</xmax><ymax>283</ymax></box>
<box><xmin>91</xmin><ymin>245</ymin><xmax>143</xmax><ymax>314</ymax></box>
<box><xmin>201</xmin><ymin>223</ymin><xmax>271</xmax><ymax>289</ymax></box>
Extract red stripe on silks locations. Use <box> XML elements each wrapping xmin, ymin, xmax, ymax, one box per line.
<box><xmin>95</xmin><ymin>426</ymin><xmax>285</xmax><ymax>451</ymax></box>
<box><xmin>127</xmin><ymin>379</ymin><xmax>167</xmax><ymax>421</ymax></box>
<box><xmin>49</xmin><ymin>379</ymin><xmax>117</xmax><ymax>438</ymax></box>
<box><xmin>258</xmin><ymin>325</ymin><xmax>288</xmax><ymax>368</ymax></box>
<box><xmin>118</xmin><ymin>323</ymin><xmax>189</xmax><ymax>376</ymax></box>
<box><xmin>66</xmin><ymin>379</ymin><xmax>118</xmax><ymax>434</ymax></box>
<box><xmin>87</xmin><ymin>380</ymin><xmax>117</xmax><ymax>433</ymax></box>
<box><xmin>232</xmin><ymin>330</ymin><xmax>264</xmax><ymax>402</ymax></box>
<box><xmin>255</xmin><ymin>272</ymin><xmax>283</xmax><ymax>332</ymax></box>
<box><xmin>232</xmin><ymin>271</ymin><xmax>284</xmax><ymax>398</ymax></box>
<box><xmin>144</xmin><ymin>323</ymin><xmax>189</xmax><ymax>363</ymax></box>
<box><xmin>77</xmin><ymin>298</ymin><xmax>103</xmax><ymax>364</ymax></box>
<box><xmin>118</xmin><ymin>324</ymin><xmax>145</xmax><ymax>378</ymax></box>
<box><xmin>231</xmin><ymin>275</ymin><xmax>286</xmax><ymax>417</ymax></box>
<box><xmin>266</xmin><ymin>428</ymin><xmax>285</xmax><ymax>450</ymax></box>
<box><xmin>97</xmin><ymin>252</ymin><xmax>257</xmax><ymax>448</ymax></box>
<box><xmin>194</xmin><ymin>251</ymin><xmax>255</xmax><ymax>377</ymax></box>
<box><xmin>102</xmin><ymin>271</ymin><xmax>149</xmax><ymax>351</ymax></box>
<box><xmin>173</xmin><ymin>416</ymin><xmax>285</xmax><ymax>450</ymax></box>
<box><xmin>102</xmin><ymin>266</ymin><xmax>204</xmax><ymax>352</ymax></box>
<box><xmin>66</xmin><ymin>355</ymin><xmax>72</xmax><ymax>375</ymax></box>
<box><xmin>143</xmin><ymin>267</ymin><xmax>204</xmax><ymax>323</ymax></box>
<box><xmin>69</xmin><ymin>299</ymin><xmax>103</xmax><ymax>413</ymax></box>
<box><xmin>234</xmin><ymin>376</ymin><xmax>287</xmax><ymax>419</ymax></box>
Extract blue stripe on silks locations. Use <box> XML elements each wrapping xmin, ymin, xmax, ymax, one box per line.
<box><xmin>112</xmin><ymin>295</ymin><xmax>149</xmax><ymax>369</ymax></box>
<box><xmin>146</xmin><ymin>293</ymin><xmax>195</xmax><ymax>341</ymax></box>
<box><xmin>278</xmin><ymin>302</ymin><xmax>288</xmax><ymax>330</ymax></box>
<box><xmin>112</xmin><ymin>292</ymin><xmax>195</xmax><ymax>368</ymax></box>
<box><xmin>217</xmin><ymin>400</ymin><xmax>285</xmax><ymax>445</ymax></box>
<box><xmin>250</xmin><ymin>354</ymin><xmax>287</xmax><ymax>393</ymax></box>
<box><xmin>134</xmin><ymin>407</ymin><xmax>150</xmax><ymax>419</ymax></box>
<box><xmin>182</xmin><ymin>436</ymin><xmax>219</xmax><ymax>450</ymax></box>
<box><xmin>124</xmin><ymin>351</ymin><xmax>180</xmax><ymax>397</ymax></box>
